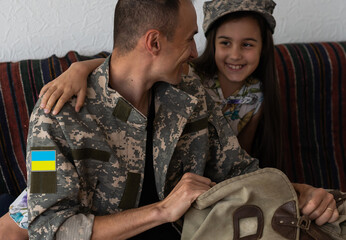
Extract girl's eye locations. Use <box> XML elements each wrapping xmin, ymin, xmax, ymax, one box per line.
<box><xmin>220</xmin><ymin>41</ymin><xmax>230</xmax><ymax>46</ymax></box>
<box><xmin>243</xmin><ymin>43</ymin><xmax>253</xmax><ymax>47</ymax></box>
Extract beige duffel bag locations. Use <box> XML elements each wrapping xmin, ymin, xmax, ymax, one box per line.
<box><xmin>181</xmin><ymin>168</ymin><xmax>346</xmax><ymax>240</ymax></box>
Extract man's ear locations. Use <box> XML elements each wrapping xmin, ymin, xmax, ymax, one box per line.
<box><xmin>145</xmin><ymin>29</ymin><xmax>161</xmax><ymax>56</ymax></box>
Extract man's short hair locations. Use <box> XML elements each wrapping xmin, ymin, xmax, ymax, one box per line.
<box><xmin>113</xmin><ymin>0</ymin><xmax>181</xmax><ymax>55</ymax></box>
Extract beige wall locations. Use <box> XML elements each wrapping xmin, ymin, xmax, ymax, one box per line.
<box><xmin>1</xmin><ymin>0</ymin><xmax>345</xmax><ymax>62</ymax></box>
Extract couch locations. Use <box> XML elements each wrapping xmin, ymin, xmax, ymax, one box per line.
<box><xmin>0</xmin><ymin>42</ymin><xmax>345</xmax><ymax>198</ymax></box>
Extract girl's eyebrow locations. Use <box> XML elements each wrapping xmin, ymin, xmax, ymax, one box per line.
<box><xmin>217</xmin><ymin>36</ymin><xmax>258</xmax><ymax>42</ymax></box>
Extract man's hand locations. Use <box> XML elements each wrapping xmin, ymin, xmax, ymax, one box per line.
<box><xmin>156</xmin><ymin>172</ymin><xmax>215</xmax><ymax>223</ymax></box>
<box><xmin>293</xmin><ymin>183</ymin><xmax>339</xmax><ymax>225</ymax></box>
<box><xmin>91</xmin><ymin>173</ymin><xmax>215</xmax><ymax>240</ymax></box>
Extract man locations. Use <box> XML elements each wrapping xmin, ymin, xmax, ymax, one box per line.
<box><xmin>25</xmin><ymin>0</ymin><xmax>257</xmax><ymax>239</ymax></box>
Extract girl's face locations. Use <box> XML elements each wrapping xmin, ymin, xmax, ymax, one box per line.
<box><xmin>214</xmin><ymin>16</ymin><xmax>262</xmax><ymax>96</ymax></box>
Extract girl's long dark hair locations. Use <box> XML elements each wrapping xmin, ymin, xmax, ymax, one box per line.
<box><xmin>193</xmin><ymin>11</ymin><xmax>283</xmax><ymax>168</ymax></box>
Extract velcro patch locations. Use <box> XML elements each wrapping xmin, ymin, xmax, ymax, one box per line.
<box><xmin>31</xmin><ymin>172</ymin><xmax>57</xmax><ymax>194</ymax></box>
<box><xmin>113</xmin><ymin>98</ymin><xmax>132</xmax><ymax>122</ymax></box>
<box><xmin>182</xmin><ymin>117</ymin><xmax>208</xmax><ymax>135</ymax></box>
<box><xmin>119</xmin><ymin>172</ymin><xmax>141</xmax><ymax>210</ymax></box>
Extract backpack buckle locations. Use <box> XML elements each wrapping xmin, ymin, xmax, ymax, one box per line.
<box><xmin>298</xmin><ymin>216</ymin><xmax>311</xmax><ymax>230</ymax></box>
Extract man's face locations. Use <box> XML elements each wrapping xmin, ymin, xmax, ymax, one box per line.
<box><xmin>157</xmin><ymin>0</ymin><xmax>198</xmax><ymax>84</ymax></box>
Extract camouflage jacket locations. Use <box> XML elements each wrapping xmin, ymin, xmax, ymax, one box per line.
<box><xmin>27</xmin><ymin>57</ymin><xmax>258</xmax><ymax>239</ymax></box>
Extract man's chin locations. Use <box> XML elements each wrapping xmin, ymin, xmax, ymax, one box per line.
<box><xmin>169</xmin><ymin>73</ymin><xmax>183</xmax><ymax>85</ymax></box>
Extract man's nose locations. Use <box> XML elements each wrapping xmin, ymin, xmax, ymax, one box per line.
<box><xmin>190</xmin><ymin>40</ymin><xmax>198</xmax><ymax>59</ymax></box>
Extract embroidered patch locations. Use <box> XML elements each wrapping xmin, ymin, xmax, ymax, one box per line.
<box><xmin>31</xmin><ymin>150</ymin><xmax>56</xmax><ymax>172</ymax></box>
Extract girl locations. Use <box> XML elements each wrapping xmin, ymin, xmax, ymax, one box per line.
<box><xmin>193</xmin><ymin>0</ymin><xmax>281</xmax><ymax>168</ymax></box>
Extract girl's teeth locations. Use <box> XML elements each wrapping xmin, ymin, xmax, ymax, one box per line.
<box><xmin>228</xmin><ymin>64</ymin><xmax>242</xmax><ymax>70</ymax></box>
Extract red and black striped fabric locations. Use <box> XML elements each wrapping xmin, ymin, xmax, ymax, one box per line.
<box><xmin>0</xmin><ymin>42</ymin><xmax>345</xmax><ymax>197</ymax></box>
<box><xmin>275</xmin><ymin>42</ymin><xmax>346</xmax><ymax>191</ymax></box>
<box><xmin>0</xmin><ymin>51</ymin><xmax>109</xmax><ymax>196</ymax></box>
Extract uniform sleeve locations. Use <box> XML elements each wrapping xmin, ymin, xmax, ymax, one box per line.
<box><xmin>177</xmin><ymin>73</ymin><xmax>259</xmax><ymax>183</ymax></box>
<box><xmin>205</xmin><ymin>98</ymin><xmax>259</xmax><ymax>183</ymax></box>
<box><xmin>26</xmin><ymin>104</ymin><xmax>94</xmax><ymax>240</ymax></box>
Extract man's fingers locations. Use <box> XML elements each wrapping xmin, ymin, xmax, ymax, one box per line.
<box><xmin>315</xmin><ymin>205</ymin><xmax>339</xmax><ymax>226</ymax></box>
<box><xmin>181</xmin><ymin>172</ymin><xmax>214</xmax><ymax>187</ymax></box>
<box><xmin>298</xmin><ymin>188</ymin><xmax>339</xmax><ymax>226</ymax></box>
<box><xmin>210</xmin><ymin>181</ymin><xmax>216</xmax><ymax>187</ymax></box>
<box><xmin>300</xmin><ymin>188</ymin><xmax>334</xmax><ymax>217</ymax></box>
<box><xmin>301</xmin><ymin>200</ymin><xmax>321</xmax><ymax>217</ymax></box>
<box><xmin>158</xmin><ymin>174</ymin><xmax>213</xmax><ymax>223</ymax></box>
<box><xmin>168</xmin><ymin>172</ymin><xmax>213</xmax><ymax>198</ymax></box>
<box><xmin>312</xmin><ymin>193</ymin><xmax>335</xmax><ymax>219</ymax></box>
<box><xmin>328</xmin><ymin>208</ymin><xmax>340</xmax><ymax>223</ymax></box>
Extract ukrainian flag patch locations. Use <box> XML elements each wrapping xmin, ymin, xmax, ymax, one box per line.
<box><xmin>31</xmin><ymin>150</ymin><xmax>56</xmax><ymax>172</ymax></box>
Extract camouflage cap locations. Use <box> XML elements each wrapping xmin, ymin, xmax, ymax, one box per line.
<box><xmin>202</xmin><ymin>0</ymin><xmax>276</xmax><ymax>35</ymax></box>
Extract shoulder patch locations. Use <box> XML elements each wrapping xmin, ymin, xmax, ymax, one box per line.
<box><xmin>30</xmin><ymin>147</ymin><xmax>57</xmax><ymax>194</ymax></box>
<box><xmin>31</xmin><ymin>149</ymin><xmax>56</xmax><ymax>172</ymax></box>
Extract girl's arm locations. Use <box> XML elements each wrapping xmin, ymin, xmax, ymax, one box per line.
<box><xmin>39</xmin><ymin>58</ymin><xmax>105</xmax><ymax>115</ymax></box>
<box><xmin>40</xmin><ymin>60</ymin><xmax>189</xmax><ymax>115</ymax></box>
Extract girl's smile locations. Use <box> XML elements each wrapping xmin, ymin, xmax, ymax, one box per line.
<box><xmin>226</xmin><ymin>63</ymin><xmax>245</xmax><ymax>70</ymax></box>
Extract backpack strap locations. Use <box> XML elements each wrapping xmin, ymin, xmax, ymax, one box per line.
<box><xmin>299</xmin><ymin>217</ymin><xmax>334</xmax><ymax>240</ymax></box>
<box><xmin>329</xmin><ymin>190</ymin><xmax>346</xmax><ymax>208</ymax></box>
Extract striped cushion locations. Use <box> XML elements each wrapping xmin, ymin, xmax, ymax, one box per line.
<box><xmin>1</xmin><ymin>42</ymin><xmax>345</xmax><ymax>197</ymax></box>
<box><xmin>275</xmin><ymin>42</ymin><xmax>346</xmax><ymax>191</ymax></box>
<box><xmin>0</xmin><ymin>51</ymin><xmax>109</xmax><ymax>196</ymax></box>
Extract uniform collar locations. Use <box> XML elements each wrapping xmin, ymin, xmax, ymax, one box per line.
<box><xmin>88</xmin><ymin>56</ymin><xmax>199</xmax><ymax>125</ymax></box>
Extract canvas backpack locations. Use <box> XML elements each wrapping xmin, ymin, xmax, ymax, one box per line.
<box><xmin>181</xmin><ymin>168</ymin><xmax>345</xmax><ymax>240</ymax></box>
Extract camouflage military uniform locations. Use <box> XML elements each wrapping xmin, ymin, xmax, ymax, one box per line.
<box><xmin>27</xmin><ymin>56</ymin><xmax>258</xmax><ymax>239</ymax></box>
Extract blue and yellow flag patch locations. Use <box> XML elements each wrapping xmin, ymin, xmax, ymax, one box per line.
<box><xmin>31</xmin><ymin>150</ymin><xmax>56</xmax><ymax>172</ymax></box>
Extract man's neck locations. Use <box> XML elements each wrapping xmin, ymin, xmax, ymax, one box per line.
<box><xmin>108</xmin><ymin>52</ymin><xmax>155</xmax><ymax>116</ymax></box>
